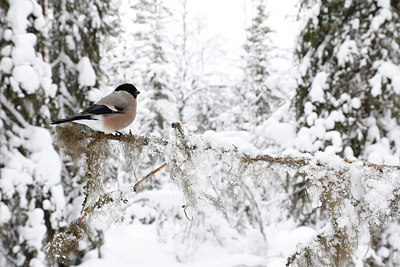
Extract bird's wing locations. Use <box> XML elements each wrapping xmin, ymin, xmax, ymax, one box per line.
<box><xmin>78</xmin><ymin>104</ymin><xmax>124</xmax><ymax>116</ymax></box>
<box><xmin>77</xmin><ymin>91</ymin><xmax>130</xmax><ymax>116</ymax></box>
<box><xmin>96</xmin><ymin>91</ymin><xmax>130</xmax><ymax>110</ymax></box>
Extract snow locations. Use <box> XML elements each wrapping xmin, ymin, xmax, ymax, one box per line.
<box><xmin>365</xmin><ymin>178</ymin><xmax>397</xmax><ymax>220</ymax></box>
<box><xmin>1</xmin><ymin>45</ymin><xmax>12</xmax><ymax>56</ymax></box>
<box><xmin>377</xmin><ymin>246</ymin><xmax>390</xmax><ymax>258</ymax></box>
<box><xmin>78</xmin><ymin>222</ymin><xmax>267</xmax><ymax>267</ymax></box>
<box><xmin>202</xmin><ymin>130</ymin><xmax>260</xmax><ymax>156</ymax></box>
<box><xmin>0</xmin><ymin>202</ymin><xmax>11</xmax><ymax>224</ymax></box>
<box><xmin>371</xmin><ymin>6</ymin><xmax>392</xmax><ymax>31</ymax></box>
<box><xmin>374</xmin><ymin>61</ymin><xmax>400</xmax><ymax>94</ymax></box>
<box><xmin>351</xmin><ymin>97</ymin><xmax>361</xmax><ymax>109</ymax></box>
<box><xmin>337</xmin><ymin>39</ymin><xmax>359</xmax><ymax>67</ymax></box>
<box><xmin>256</xmin><ymin>118</ymin><xmax>297</xmax><ymax>148</ymax></box>
<box><xmin>11</xmin><ymin>33</ymin><xmax>37</xmax><ymax>65</ymax></box>
<box><xmin>364</xmin><ymin>142</ymin><xmax>399</xmax><ymax>165</ymax></box>
<box><xmin>66</xmin><ymin>35</ymin><xmax>76</xmax><ymax>50</ymax></box>
<box><xmin>78</xmin><ymin>56</ymin><xmax>97</xmax><ymax>87</ymax></box>
<box><xmin>1</xmin><ymin>168</ymin><xmax>29</xmax><ymax>199</ymax></box>
<box><xmin>0</xmin><ymin>56</ymin><xmax>13</xmax><ymax>74</ymax></box>
<box><xmin>309</xmin><ymin>71</ymin><xmax>328</xmax><ymax>103</ymax></box>
<box><xmin>12</xmin><ymin>65</ymin><xmax>40</xmax><ymax>93</ymax></box>
<box><xmin>369</xmin><ymin>73</ymin><xmax>382</xmax><ymax>96</ymax></box>
<box><xmin>22</xmin><ymin>208</ymin><xmax>47</xmax><ymax>250</ymax></box>
<box><xmin>314</xmin><ymin>151</ymin><xmax>346</xmax><ymax>170</ymax></box>
<box><xmin>377</xmin><ymin>0</ymin><xmax>391</xmax><ymax>8</ymax></box>
<box><xmin>325</xmin><ymin>130</ymin><xmax>343</xmax><ymax>153</ymax></box>
<box><xmin>34</xmin><ymin>16</ymin><xmax>46</xmax><ymax>31</ymax></box>
<box><xmin>24</xmin><ymin>126</ymin><xmax>62</xmax><ymax>185</ymax></box>
<box><xmin>351</xmin><ymin>18</ymin><xmax>360</xmax><ymax>29</ymax></box>
<box><xmin>7</xmin><ymin>0</ymin><xmax>33</xmax><ymax>33</ymax></box>
<box><xmin>287</xmin><ymin>227</ymin><xmax>316</xmax><ymax>253</ymax></box>
<box><xmin>350</xmin><ymin>165</ymin><xmax>364</xmax><ymax>201</ymax></box>
<box><xmin>77</xmin><ymin>218</ymin><xmax>320</xmax><ymax>267</ymax></box>
<box><xmin>3</xmin><ymin>29</ymin><xmax>13</xmax><ymax>41</ymax></box>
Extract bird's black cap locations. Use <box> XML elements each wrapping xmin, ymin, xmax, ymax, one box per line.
<box><xmin>115</xmin><ymin>83</ymin><xmax>140</xmax><ymax>98</ymax></box>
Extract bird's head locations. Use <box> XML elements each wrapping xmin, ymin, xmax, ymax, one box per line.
<box><xmin>115</xmin><ymin>83</ymin><xmax>140</xmax><ymax>98</ymax></box>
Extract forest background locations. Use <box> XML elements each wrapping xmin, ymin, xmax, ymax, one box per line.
<box><xmin>1</xmin><ymin>0</ymin><xmax>400</xmax><ymax>266</ymax></box>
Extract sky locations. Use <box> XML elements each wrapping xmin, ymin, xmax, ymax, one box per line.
<box><xmin>163</xmin><ymin>0</ymin><xmax>301</xmax><ymax>83</ymax></box>
<box><xmin>186</xmin><ymin>0</ymin><xmax>300</xmax><ymax>50</ymax></box>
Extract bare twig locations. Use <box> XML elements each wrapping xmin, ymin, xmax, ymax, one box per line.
<box><xmin>133</xmin><ymin>163</ymin><xmax>168</xmax><ymax>192</ymax></box>
<box><xmin>181</xmin><ymin>205</ymin><xmax>193</xmax><ymax>221</ymax></box>
<box><xmin>77</xmin><ymin>163</ymin><xmax>168</xmax><ymax>222</ymax></box>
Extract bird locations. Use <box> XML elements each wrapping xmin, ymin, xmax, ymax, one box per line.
<box><xmin>52</xmin><ymin>83</ymin><xmax>140</xmax><ymax>133</ymax></box>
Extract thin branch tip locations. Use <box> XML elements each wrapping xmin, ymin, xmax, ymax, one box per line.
<box><xmin>133</xmin><ymin>163</ymin><xmax>168</xmax><ymax>192</ymax></box>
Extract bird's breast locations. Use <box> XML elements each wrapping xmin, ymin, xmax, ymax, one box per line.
<box><xmin>102</xmin><ymin>107</ymin><xmax>136</xmax><ymax>132</ymax></box>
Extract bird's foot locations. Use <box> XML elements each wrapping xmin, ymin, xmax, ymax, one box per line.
<box><xmin>106</xmin><ymin>131</ymin><xmax>123</xmax><ymax>139</ymax></box>
<box><xmin>115</xmin><ymin>131</ymin><xmax>124</xmax><ymax>137</ymax></box>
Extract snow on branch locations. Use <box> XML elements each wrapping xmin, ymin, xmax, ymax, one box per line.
<box><xmin>47</xmin><ymin>123</ymin><xmax>400</xmax><ymax>266</ymax></box>
<box><xmin>168</xmin><ymin>123</ymin><xmax>400</xmax><ymax>266</ymax></box>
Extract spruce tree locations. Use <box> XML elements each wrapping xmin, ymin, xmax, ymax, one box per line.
<box><xmin>295</xmin><ymin>1</ymin><xmax>400</xmax><ymax>264</ymax></box>
<box><xmin>243</xmin><ymin>0</ymin><xmax>275</xmax><ymax>125</ymax></box>
<box><xmin>295</xmin><ymin>0</ymin><xmax>400</xmax><ymax>160</ymax></box>
<box><xmin>131</xmin><ymin>0</ymin><xmax>172</xmax><ymax>134</ymax></box>
<box><xmin>48</xmin><ymin>0</ymin><xmax>117</xmax><ymax>118</ymax></box>
<box><xmin>0</xmin><ymin>1</ymin><xmax>66</xmax><ymax>266</ymax></box>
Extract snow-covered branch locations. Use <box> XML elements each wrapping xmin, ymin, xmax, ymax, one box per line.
<box><xmin>47</xmin><ymin>123</ymin><xmax>400</xmax><ymax>265</ymax></box>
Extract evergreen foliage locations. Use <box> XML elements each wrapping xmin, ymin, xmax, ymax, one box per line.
<box><xmin>48</xmin><ymin>0</ymin><xmax>118</xmax><ymax>118</ymax></box>
<box><xmin>0</xmin><ymin>1</ymin><xmax>118</xmax><ymax>265</ymax></box>
<box><xmin>131</xmin><ymin>0</ymin><xmax>172</xmax><ymax>133</ymax></box>
<box><xmin>294</xmin><ymin>1</ymin><xmax>400</xmax><ymax>265</ymax></box>
<box><xmin>295</xmin><ymin>0</ymin><xmax>400</xmax><ymax>160</ymax></box>
<box><xmin>243</xmin><ymin>0</ymin><xmax>275</xmax><ymax>125</ymax></box>
<box><xmin>0</xmin><ymin>1</ymin><xmax>64</xmax><ymax>266</ymax></box>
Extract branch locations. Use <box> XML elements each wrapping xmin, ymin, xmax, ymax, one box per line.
<box><xmin>56</xmin><ymin>123</ymin><xmax>400</xmax><ymax>173</ymax></box>
<box><xmin>241</xmin><ymin>152</ymin><xmax>400</xmax><ymax>172</ymax></box>
<box><xmin>181</xmin><ymin>205</ymin><xmax>193</xmax><ymax>221</ymax></box>
<box><xmin>51</xmin><ymin>122</ymin><xmax>400</xmax><ymax>266</ymax></box>
<box><xmin>133</xmin><ymin>163</ymin><xmax>168</xmax><ymax>191</ymax></box>
<box><xmin>77</xmin><ymin>162</ymin><xmax>168</xmax><ymax>223</ymax></box>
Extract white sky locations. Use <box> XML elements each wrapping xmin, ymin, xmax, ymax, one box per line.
<box><xmin>117</xmin><ymin>0</ymin><xmax>300</xmax><ymax>86</ymax></box>
<box><xmin>186</xmin><ymin>0</ymin><xmax>300</xmax><ymax>50</ymax></box>
<box><xmin>181</xmin><ymin>0</ymin><xmax>301</xmax><ymax>79</ymax></box>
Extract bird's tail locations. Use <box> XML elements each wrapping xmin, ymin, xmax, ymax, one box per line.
<box><xmin>51</xmin><ymin>115</ymin><xmax>92</xmax><ymax>125</ymax></box>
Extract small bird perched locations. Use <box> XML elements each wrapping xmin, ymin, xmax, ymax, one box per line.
<box><xmin>52</xmin><ymin>83</ymin><xmax>140</xmax><ymax>133</ymax></box>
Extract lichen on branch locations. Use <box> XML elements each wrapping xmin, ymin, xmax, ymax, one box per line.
<box><xmin>48</xmin><ymin>123</ymin><xmax>400</xmax><ymax>266</ymax></box>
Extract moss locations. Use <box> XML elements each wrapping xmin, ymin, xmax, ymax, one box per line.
<box><xmin>54</xmin><ymin>125</ymin><xmax>89</xmax><ymax>162</ymax></box>
<box><xmin>49</xmin><ymin>126</ymin><xmax>169</xmax><ymax>263</ymax></box>
<box><xmin>46</xmin><ymin>219</ymin><xmax>99</xmax><ymax>265</ymax></box>
<box><xmin>286</xmin><ymin>231</ymin><xmax>354</xmax><ymax>267</ymax></box>
<box><xmin>118</xmin><ymin>133</ymin><xmax>148</xmax><ymax>172</ymax></box>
